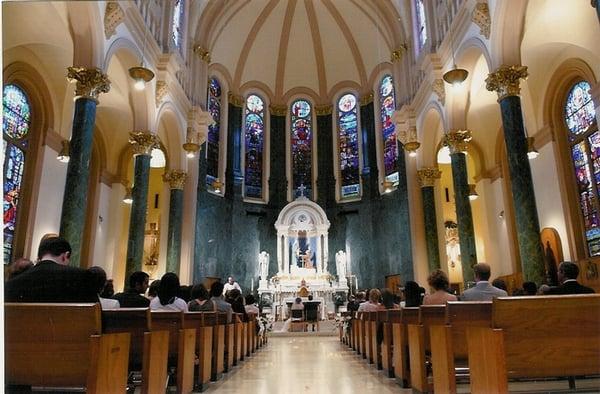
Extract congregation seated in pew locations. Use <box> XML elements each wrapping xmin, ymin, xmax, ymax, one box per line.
<box><xmin>150</xmin><ymin>272</ymin><xmax>188</xmax><ymax>312</ymax></box>
<box><xmin>423</xmin><ymin>269</ymin><xmax>457</xmax><ymax>305</ymax></box>
<box><xmin>113</xmin><ymin>271</ymin><xmax>150</xmax><ymax>307</ymax></box>
<box><xmin>88</xmin><ymin>266</ymin><xmax>120</xmax><ymax>309</ymax></box>
<box><xmin>461</xmin><ymin>263</ymin><xmax>508</xmax><ymax>301</ymax></box>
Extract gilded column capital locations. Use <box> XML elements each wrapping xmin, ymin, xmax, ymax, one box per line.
<box><xmin>443</xmin><ymin>129</ymin><xmax>472</xmax><ymax>154</ymax></box>
<box><xmin>163</xmin><ymin>170</ymin><xmax>187</xmax><ymax>190</ymax></box>
<box><xmin>193</xmin><ymin>46</ymin><xmax>211</xmax><ymax>63</ymax></box>
<box><xmin>391</xmin><ymin>44</ymin><xmax>407</xmax><ymax>63</ymax></box>
<box><xmin>155</xmin><ymin>80</ymin><xmax>168</xmax><ymax>107</ymax></box>
<box><xmin>269</xmin><ymin>104</ymin><xmax>287</xmax><ymax>116</ymax></box>
<box><xmin>486</xmin><ymin>65</ymin><xmax>528</xmax><ymax>101</ymax></box>
<box><xmin>228</xmin><ymin>92</ymin><xmax>244</xmax><ymax>107</ymax></box>
<box><xmin>417</xmin><ymin>167</ymin><xmax>442</xmax><ymax>187</ymax></box>
<box><xmin>315</xmin><ymin>104</ymin><xmax>332</xmax><ymax>116</ymax></box>
<box><xmin>129</xmin><ymin>131</ymin><xmax>160</xmax><ymax>156</ymax></box>
<box><xmin>67</xmin><ymin>66</ymin><xmax>111</xmax><ymax>103</ymax></box>
<box><xmin>360</xmin><ymin>93</ymin><xmax>374</xmax><ymax>106</ymax></box>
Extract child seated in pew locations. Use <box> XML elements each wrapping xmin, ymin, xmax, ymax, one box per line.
<box><xmin>423</xmin><ymin>270</ymin><xmax>457</xmax><ymax>305</ymax></box>
<box><xmin>150</xmin><ymin>272</ymin><xmax>188</xmax><ymax>312</ymax></box>
<box><xmin>88</xmin><ymin>266</ymin><xmax>120</xmax><ymax>309</ymax></box>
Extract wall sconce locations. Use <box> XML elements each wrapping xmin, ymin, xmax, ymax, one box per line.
<box><xmin>527</xmin><ymin>137</ymin><xmax>539</xmax><ymax>160</ymax></box>
<box><xmin>57</xmin><ymin>140</ymin><xmax>70</xmax><ymax>163</ymax></box>
<box><xmin>211</xmin><ymin>178</ymin><xmax>223</xmax><ymax>194</ymax></box>
<box><xmin>468</xmin><ymin>184</ymin><xmax>479</xmax><ymax>200</ymax></box>
<box><xmin>123</xmin><ymin>186</ymin><xmax>133</xmax><ymax>204</ymax></box>
<box><xmin>498</xmin><ymin>210</ymin><xmax>505</xmax><ymax>219</ymax></box>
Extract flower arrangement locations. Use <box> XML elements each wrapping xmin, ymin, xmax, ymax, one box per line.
<box><xmin>257</xmin><ymin>315</ymin><xmax>274</xmax><ymax>339</ymax></box>
<box><xmin>333</xmin><ymin>314</ymin><xmax>353</xmax><ymax>338</ymax></box>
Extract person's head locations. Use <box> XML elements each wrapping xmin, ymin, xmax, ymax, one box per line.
<box><xmin>356</xmin><ymin>291</ymin><xmax>366</xmax><ymax>301</ymax></box>
<box><xmin>228</xmin><ymin>276</ymin><xmax>235</xmax><ymax>285</ymax></box>
<box><xmin>368</xmin><ymin>288</ymin><xmax>381</xmax><ymax>304</ymax></box>
<box><xmin>491</xmin><ymin>278</ymin><xmax>507</xmax><ymax>291</ymax></box>
<box><xmin>380</xmin><ymin>288</ymin><xmax>395</xmax><ymax>309</ymax></box>
<box><xmin>88</xmin><ymin>266</ymin><xmax>107</xmax><ymax>295</ymax></box>
<box><xmin>558</xmin><ymin>261</ymin><xmax>579</xmax><ymax>282</ymax></box>
<box><xmin>427</xmin><ymin>269</ymin><xmax>450</xmax><ymax>291</ymax></box>
<box><xmin>129</xmin><ymin>271</ymin><xmax>150</xmax><ymax>294</ymax></box>
<box><xmin>403</xmin><ymin>281</ymin><xmax>423</xmax><ymax>307</ymax></box>
<box><xmin>294</xmin><ymin>297</ymin><xmax>302</xmax><ymax>304</ymax></box>
<box><xmin>210</xmin><ymin>281</ymin><xmax>225</xmax><ymax>297</ymax></box>
<box><xmin>308</xmin><ymin>294</ymin><xmax>313</xmax><ymax>301</ymax></box>
<box><xmin>148</xmin><ymin>280</ymin><xmax>160</xmax><ymax>298</ymax></box>
<box><xmin>191</xmin><ymin>283</ymin><xmax>209</xmax><ymax>301</ymax></box>
<box><xmin>37</xmin><ymin>236</ymin><xmax>71</xmax><ymax>265</ymax></box>
<box><xmin>473</xmin><ymin>263</ymin><xmax>491</xmax><ymax>282</ymax></box>
<box><xmin>348</xmin><ymin>295</ymin><xmax>356</xmax><ymax>302</ymax></box>
<box><xmin>8</xmin><ymin>257</ymin><xmax>33</xmax><ymax>279</ymax></box>
<box><xmin>101</xmin><ymin>279</ymin><xmax>115</xmax><ymax>298</ymax></box>
<box><xmin>158</xmin><ymin>272</ymin><xmax>181</xmax><ymax>306</ymax></box>
<box><xmin>245</xmin><ymin>294</ymin><xmax>256</xmax><ymax>305</ymax></box>
<box><xmin>227</xmin><ymin>288</ymin><xmax>242</xmax><ymax>303</ymax></box>
<box><xmin>522</xmin><ymin>281</ymin><xmax>538</xmax><ymax>295</ymax></box>
<box><xmin>179</xmin><ymin>285</ymin><xmax>192</xmax><ymax>302</ymax></box>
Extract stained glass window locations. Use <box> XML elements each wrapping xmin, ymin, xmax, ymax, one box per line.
<box><xmin>337</xmin><ymin>93</ymin><xmax>360</xmax><ymax>199</ymax></box>
<box><xmin>379</xmin><ymin>75</ymin><xmax>399</xmax><ymax>185</ymax></box>
<box><xmin>171</xmin><ymin>0</ymin><xmax>185</xmax><ymax>51</ymax></box>
<box><xmin>291</xmin><ymin>99</ymin><xmax>313</xmax><ymax>199</ymax></box>
<box><xmin>3</xmin><ymin>84</ymin><xmax>31</xmax><ymax>262</ymax></box>
<box><xmin>415</xmin><ymin>0</ymin><xmax>427</xmax><ymax>50</ymax></box>
<box><xmin>244</xmin><ymin>94</ymin><xmax>265</xmax><ymax>199</ymax></box>
<box><xmin>565</xmin><ymin>80</ymin><xmax>600</xmax><ymax>256</ymax></box>
<box><xmin>206</xmin><ymin>77</ymin><xmax>221</xmax><ymax>190</ymax></box>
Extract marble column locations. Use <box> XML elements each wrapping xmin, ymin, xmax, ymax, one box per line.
<box><xmin>125</xmin><ymin>131</ymin><xmax>160</xmax><ymax>284</ymax></box>
<box><xmin>593</xmin><ymin>0</ymin><xmax>600</xmax><ymax>23</ymax></box>
<box><xmin>487</xmin><ymin>65</ymin><xmax>545</xmax><ymax>284</ymax></box>
<box><xmin>164</xmin><ymin>170</ymin><xmax>187</xmax><ymax>275</ymax></box>
<box><xmin>444</xmin><ymin>130</ymin><xmax>478</xmax><ymax>283</ymax></box>
<box><xmin>59</xmin><ymin>67</ymin><xmax>110</xmax><ymax>267</ymax></box>
<box><xmin>417</xmin><ymin>167</ymin><xmax>442</xmax><ymax>272</ymax></box>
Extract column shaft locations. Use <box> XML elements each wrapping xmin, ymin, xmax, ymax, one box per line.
<box><xmin>499</xmin><ymin>96</ymin><xmax>545</xmax><ymax>283</ymax></box>
<box><xmin>166</xmin><ymin>188</ymin><xmax>184</xmax><ymax>274</ymax></box>
<box><xmin>450</xmin><ymin>152</ymin><xmax>477</xmax><ymax>282</ymax></box>
<box><xmin>421</xmin><ymin>186</ymin><xmax>441</xmax><ymax>271</ymax></box>
<box><xmin>125</xmin><ymin>154</ymin><xmax>151</xmax><ymax>282</ymax></box>
<box><xmin>59</xmin><ymin>97</ymin><xmax>97</xmax><ymax>267</ymax></box>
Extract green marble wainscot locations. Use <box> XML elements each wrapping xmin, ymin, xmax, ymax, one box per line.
<box><xmin>422</xmin><ymin>186</ymin><xmax>441</xmax><ymax>271</ymax></box>
<box><xmin>166</xmin><ymin>188</ymin><xmax>184</xmax><ymax>274</ymax></box>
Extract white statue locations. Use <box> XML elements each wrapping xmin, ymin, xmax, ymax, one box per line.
<box><xmin>335</xmin><ymin>250</ymin><xmax>347</xmax><ymax>279</ymax></box>
<box><xmin>259</xmin><ymin>251</ymin><xmax>269</xmax><ymax>280</ymax></box>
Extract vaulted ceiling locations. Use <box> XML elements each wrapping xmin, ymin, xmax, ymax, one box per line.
<box><xmin>195</xmin><ymin>0</ymin><xmax>405</xmax><ymax>104</ymax></box>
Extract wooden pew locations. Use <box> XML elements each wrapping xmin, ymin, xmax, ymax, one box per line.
<box><xmin>467</xmin><ymin>295</ymin><xmax>600</xmax><ymax>394</ymax></box>
<box><xmin>378</xmin><ymin>310</ymin><xmax>394</xmax><ymax>378</ymax></box>
<box><xmin>5</xmin><ymin>303</ymin><xmax>130</xmax><ymax>393</ymax></box>
<box><xmin>390</xmin><ymin>307</ymin><xmax>419</xmax><ymax>388</ymax></box>
<box><xmin>364</xmin><ymin>312</ymin><xmax>372</xmax><ymax>362</ymax></box>
<box><xmin>429</xmin><ymin>301</ymin><xmax>492</xmax><ymax>394</ymax></box>
<box><xmin>356</xmin><ymin>311</ymin><xmax>364</xmax><ymax>356</ymax></box>
<box><xmin>351</xmin><ymin>311</ymin><xmax>358</xmax><ymax>351</ymax></box>
<box><xmin>240</xmin><ymin>318</ymin><xmax>247</xmax><ymax>361</ymax></box>
<box><xmin>224</xmin><ymin>315</ymin><xmax>235</xmax><ymax>372</ymax></box>
<box><xmin>183</xmin><ymin>312</ymin><xmax>215</xmax><ymax>392</ymax></box>
<box><xmin>233</xmin><ymin>314</ymin><xmax>242</xmax><ymax>366</ymax></box>
<box><xmin>247</xmin><ymin>312</ymin><xmax>256</xmax><ymax>354</ymax></box>
<box><xmin>151</xmin><ymin>311</ymin><xmax>196</xmax><ymax>394</ymax></box>
<box><xmin>408</xmin><ymin>305</ymin><xmax>446</xmax><ymax>393</ymax></box>
<box><xmin>211</xmin><ymin>312</ymin><xmax>227</xmax><ymax>380</ymax></box>
<box><xmin>369</xmin><ymin>311</ymin><xmax>381</xmax><ymax>368</ymax></box>
<box><xmin>103</xmin><ymin>308</ymin><xmax>169</xmax><ymax>394</ymax></box>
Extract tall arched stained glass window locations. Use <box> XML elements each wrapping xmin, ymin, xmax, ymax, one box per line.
<box><xmin>3</xmin><ymin>84</ymin><xmax>31</xmax><ymax>262</ymax></box>
<box><xmin>291</xmin><ymin>99</ymin><xmax>313</xmax><ymax>199</ymax></box>
<box><xmin>244</xmin><ymin>94</ymin><xmax>265</xmax><ymax>199</ymax></box>
<box><xmin>206</xmin><ymin>77</ymin><xmax>221</xmax><ymax>189</ymax></box>
<box><xmin>415</xmin><ymin>0</ymin><xmax>427</xmax><ymax>50</ymax></box>
<box><xmin>379</xmin><ymin>75</ymin><xmax>399</xmax><ymax>185</ymax></box>
<box><xmin>337</xmin><ymin>93</ymin><xmax>360</xmax><ymax>199</ymax></box>
<box><xmin>564</xmin><ymin>80</ymin><xmax>599</xmax><ymax>256</ymax></box>
<box><xmin>171</xmin><ymin>0</ymin><xmax>185</xmax><ymax>51</ymax></box>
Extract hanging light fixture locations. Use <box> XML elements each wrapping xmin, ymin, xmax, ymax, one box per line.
<box><xmin>183</xmin><ymin>126</ymin><xmax>200</xmax><ymax>158</ymax></box>
<box><xmin>212</xmin><ymin>178</ymin><xmax>223</xmax><ymax>194</ymax></box>
<box><xmin>129</xmin><ymin>23</ymin><xmax>154</xmax><ymax>90</ymax></box>
<box><xmin>57</xmin><ymin>140</ymin><xmax>70</xmax><ymax>163</ymax></box>
<box><xmin>468</xmin><ymin>184</ymin><xmax>479</xmax><ymax>200</ymax></box>
<box><xmin>123</xmin><ymin>186</ymin><xmax>133</xmax><ymax>204</ymax></box>
<box><xmin>404</xmin><ymin>141</ymin><xmax>421</xmax><ymax>158</ymax></box>
<box><xmin>442</xmin><ymin>23</ymin><xmax>468</xmax><ymax>86</ymax></box>
<box><xmin>527</xmin><ymin>137</ymin><xmax>539</xmax><ymax>160</ymax></box>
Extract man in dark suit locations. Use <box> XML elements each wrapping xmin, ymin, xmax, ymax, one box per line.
<box><xmin>4</xmin><ymin>237</ymin><xmax>98</xmax><ymax>303</ymax></box>
<box><xmin>113</xmin><ymin>271</ymin><xmax>150</xmax><ymax>307</ymax></box>
<box><xmin>546</xmin><ymin>261</ymin><xmax>595</xmax><ymax>295</ymax></box>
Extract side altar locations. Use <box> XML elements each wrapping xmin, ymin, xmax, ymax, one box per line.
<box><xmin>258</xmin><ymin>194</ymin><xmax>348</xmax><ymax>320</ymax></box>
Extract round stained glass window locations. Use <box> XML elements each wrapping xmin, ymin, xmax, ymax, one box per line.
<box><xmin>3</xmin><ymin>84</ymin><xmax>31</xmax><ymax>140</ymax></box>
<box><xmin>338</xmin><ymin>94</ymin><xmax>356</xmax><ymax>112</ymax></box>
<box><xmin>565</xmin><ymin>81</ymin><xmax>596</xmax><ymax>136</ymax></box>
<box><xmin>291</xmin><ymin>100</ymin><xmax>311</xmax><ymax>118</ymax></box>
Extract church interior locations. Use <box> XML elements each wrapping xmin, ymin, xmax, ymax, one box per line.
<box><xmin>3</xmin><ymin>0</ymin><xmax>600</xmax><ymax>392</ymax></box>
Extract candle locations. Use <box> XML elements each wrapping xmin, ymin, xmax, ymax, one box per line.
<box><xmin>251</xmin><ymin>278</ymin><xmax>254</xmax><ymax>292</ymax></box>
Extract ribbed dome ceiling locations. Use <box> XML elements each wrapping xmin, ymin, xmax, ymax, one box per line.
<box><xmin>198</xmin><ymin>0</ymin><xmax>404</xmax><ymax>104</ymax></box>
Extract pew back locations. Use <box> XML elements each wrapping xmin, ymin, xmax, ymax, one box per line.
<box><xmin>445</xmin><ymin>301</ymin><xmax>492</xmax><ymax>357</ymax></box>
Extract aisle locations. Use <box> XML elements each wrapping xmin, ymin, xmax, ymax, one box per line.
<box><xmin>202</xmin><ymin>336</ymin><xmax>410</xmax><ymax>394</ymax></box>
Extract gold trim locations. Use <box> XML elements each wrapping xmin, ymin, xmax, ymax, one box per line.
<box><xmin>104</xmin><ymin>2</ymin><xmax>124</xmax><ymax>39</ymax></box>
<box><xmin>227</xmin><ymin>91</ymin><xmax>244</xmax><ymax>107</ymax></box>
<box><xmin>443</xmin><ymin>129</ymin><xmax>472</xmax><ymax>154</ymax></box>
<box><xmin>67</xmin><ymin>67</ymin><xmax>111</xmax><ymax>103</ymax></box>
<box><xmin>472</xmin><ymin>2</ymin><xmax>491</xmax><ymax>39</ymax></box>
<box><xmin>128</xmin><ymin>66</ymin><xmax>154</xmax><ymax>83</ymax></box>
<box><xmin>269</xmin><ymin>104</ymin><xmax>287</xmax><ymax>116</ymax></box>
<box><xmin>315</xmin><ymin>104</ymin><xmax>333</xmax><ymax>116</ymax></box>
<box><xmin>193</xmin><ymin>46</ymin><xmax>211</xmax><ymax>63</ymax></box>
<box><xmin>129</xmin><ymin>131</ymin><xmax>160</xmax><ymax>156</ymax></box>
<box><xmin>155</xmin><ymin>80</ymin><xmax>168</xmax><ymax>107</ymax></box>
<box><xmin>163</xmin><ymin>170</ymin><xmax>187</xmax><ymax>190</ymax></box>
<box><xmin>486</xmin><ymin>65</ymin><xmax>528</xmax><ymax>101</ymax></box>
<box><xmin>432</xmin><ymin>79</ymin><xmax>445</xmax><ymax>105</ymax></box>
<box><xmin>360</xmin><ymin>93</ymin><xmax>374</xmax><ymax>106</ymax></box>
<box><xmin>391</xmin><ymin>45</ymin><xmax>407</xmax><ymax>63</ymax></box>
<box><xmin>417</xmin><ymin>167</ymin><xmax>441</xmax><ymax>187</ymax></box>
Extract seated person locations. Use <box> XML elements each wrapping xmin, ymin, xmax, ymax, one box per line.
<box><xmin>188</xmin><ymin>283</ymin><xmax>209</xmax><ymax>311</ymax></box>
<box><xmin>113</xmin><ymin>271</ymin><xmax>150</xmax><ymax>307</ymax></box>
<box><xmin>423</xmin><ymin>270</ymin><xmax>457</xmax><ymax>305</ymax></box>
<box><xmin>149</xmin><ymin>272</ymin><xmax>188</xmax><ymax>312</ymax></box>
<box><xmin>195</xmin><ymin>281</ymin><xmax>233</xmax><ymax>323</ymax></box>
<box><xmin>88</xmin><ymin>266</ymin><xmax>120</xmax><ymax>309</ymax></box>
<box><xmin>304</xmin><ymin>295</ymin><xmax>320</xmax><ymax>331</ymax></box>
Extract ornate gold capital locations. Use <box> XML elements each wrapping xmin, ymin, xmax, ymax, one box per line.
<box><xmin>104</xmin><ymin>2</ymin><xmax>124</xmax><ymax>39</ymax></box>
<box><xmin>227</xmin><ymin>92</ymin><xmax>244</xmax><ymax>107</ymax></box>
<box><xmin>67</xmin><ymin>67</ymin><xmax>111</xmax><ymax>103</ymax></box>
<box><xmin>155</xmin><ymin>80</ymin><xmax>168</xmax><ymax>107</ymax></box>
<box><xmin>472</xmin><ymin>3</ymin><xmax>491</xmax><ymax>39</ymax></box>
<box><xmin>315</xmin><ymin>104</ymin><xmax>332</xmax><ymax>116</ymax></box>
<box><xmin>269</xmin><ymin>104</ymin><xmax>287</xmax><ymax>116</ymax></box>
<box><xmin>163</xmin><ymin>170</ymin><xmax>187</xmax><ymax>190</ymax></box>
<box><xmin>432</xmin><ymin>79</ymin><xmax>445</xmax><ymax>105</ymax></box>
<box><xmin>360</xmin><ymin>93</ymin><xmax>374</xmax><ymax>106</ymax></box>
<box><xmin>443</xmin><ymin>129</ymin><xmax>472</xmax><ymax>154</ymax></box>
<box><xmin>193</xmin><ymin>46</ymin><xmax>211</xmax><ymax>63</ymax></box>
<box><xmin>129</xmin><ymin>131</ymin><xmax>160</xmax><ymax>156</ymax></box>
<box><xmin>486</xmin><ymin>65</ymin><xmax>528</xmax><ymax>101</ymax></box>
<box><xmin>417</xmin><ymin>167</ymin><xmax>442</xmax><ymax>187</ymax></box>
<box><xmin>391</xmin><ymin>44</ymin><xmax>407</xmax><ymax>63</ymax></box>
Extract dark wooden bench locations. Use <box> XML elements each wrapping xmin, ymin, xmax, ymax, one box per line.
<box><xmin>5</xmin><ymin>303</ymin><xmax>130</xmax><ymax>393</ymax></box>
<box><xmin>390</xmin><ymin>307</ymin><xmax>419</xmax><ymax>388</ymax></box>
<box><xmin>211</xmin><ymin>312</ymin><xmax>226</xmax><ymax>380</ymax></box>
<box><xmin>183</xmin><ymin>312</ymin><xmax>215</xmax><ymax>392</ymax></box>
<box><xmin>368</xmin><ymin>311</ymin><xmax>380</xmax><ymax>367</ymax></box>
<box><xmin>224</xmin><ymin>314</ymin><xmax>235</xmax><ymax>372</ymax></box>
<box><xmin>378</xmin><ymin>310</ymin><xmax>394</xmax><ymax>378</ymax></box>
<box><xmin>151</xmin><ymin>311</ymin><xmax>196</xmax><ymax>393</ymax></box>
<box><xmin>467</xmin><ymin>295</ymin><xmax>600</xmax><ymax>393</ymax></box>
<box><xmin>102</xmin><ymin>308</ymin><xmax>169</xmax><ymax>394</ymax></box>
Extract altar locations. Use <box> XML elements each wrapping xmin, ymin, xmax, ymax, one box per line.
<box><xmin>258</xmin><ymin>194</ymin><xmax>348</xmax><ymax>320</ymax></box>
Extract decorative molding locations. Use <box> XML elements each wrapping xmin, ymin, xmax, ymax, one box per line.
<box><xmin>193</xmin><ymin>46</ymin><xmax>211</xmax><ymax>63</ymax></box>
<box><xmin>104</xmin><ymin>2</ymin><xmax>124</xmax><ymax>39</ymax></box>
<box><xmin>227</xmin><ymin>91</ymin><xmax>244</xmax><ymax>107</ymax></box>
<box><xmin>129</xmin><ymin>131</ymin><xmax>160</xmax><ymax>156</ymax></box>
<box><xmin>472</xmin><ymin>2</ymin><xmax>491</xmax><ymax>39</ymax></box>
<box><xmin>417</xmin><ymin>167</ymin><xmax>442</xmax><ymax>187</ymax></box>
<box><xmin>67</xmin><ymin>67</ymin><xmax>111</xmax><ymax>103</ymax></box>
<box><xmin>443</xmin><ymin>129</ymin><xmax>472</xmax><ymax>154</ymax></box>
<box><xmin>155</xmin><ymin>80</ymin><xmax>168</xmax><ymax>107</ymax></box>
<box><xmin>44</xmin><ymin>128</ymin><xmax>64</xmax><ymax>152</ymax></box>
<box><xmin>533</xmin><ymin>124</ymin><xmax>555</xmax><ymax>147</ymax></box>
<box><xmin>315</xmin><ymin>104</ymin><xmax>333</xmax><ymax>116</ymax></box>
<box><xmin>391</xmin><ymin>44</ymin><xmax>407</xmax><ymax>63</ymax></box>
<box><xmin>486</xmin><ymin>65</ymin><xmax>528</xmax><ymax>101</ymax></box>
<box><xmin>163</xmin><ymin>170</ymin><xmax>187</xmax><ymax>190</ymax></box>
<box><xmin>360</xmin><ymin>92</ymin><xmax>374</xmax><ymax>106</ymax></box>
<box><xmin>476</xmin><ymin>165</ymin><xmax>502</xmax><ymax>182</ymax></box>
<box><xmin>100</xmin><ymin>168</ymin><xmax>119</xmax><ymax>186</ymax></box>
<box><xmin>269</xmin><ymin>104</ymin><xmax>287</xmax><ymax>116</ymax></box>
<box><xmin>432</xmin><ymin>79</ymin><xmax>445</xmax><ymax>105</ymax></box>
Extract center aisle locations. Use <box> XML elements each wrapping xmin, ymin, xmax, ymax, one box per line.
<box><xmin>203</xmin><ymin>336</ymin><xmax>411</xmax><ymax>394</ymax></box>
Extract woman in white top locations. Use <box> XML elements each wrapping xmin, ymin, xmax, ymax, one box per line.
<box><xmin>150</xmin><ymin>272</ymin><xmax>188</xmax><ymax>312</ymax></box>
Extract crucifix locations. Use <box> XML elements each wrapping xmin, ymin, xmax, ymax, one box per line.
<box><xmin>297</xmin><ymin>183</ymin><xmax>307</xmax><ymax>197</ymax></box>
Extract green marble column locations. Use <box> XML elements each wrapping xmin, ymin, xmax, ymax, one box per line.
<box><xmin>164</xmin><ymin>170</ymin><xmax>187</xmax><ymax>274</ymax></box>
<box><xmin>59</xmin><ymin>67</ymin><xmax>110</xmax><ymax>267</ymax></box>
<box><xmin>125</xmin><ymin>132</ymin><xmax>159</xmax><ymax>285</ymax></box>
<box><xmin>418</xmin><ymin>167</ymin><xmax>442</xmax><ymax>272</ymax></box>
<box><xmin>445</xmin><ymin>130</ymin><xmax>477</xmax><ymax>283</ymax></box>
<box><xmin>487</xmin><ymin>65</ymin><xmax>545</xmax><ymax>284</ymax></box>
